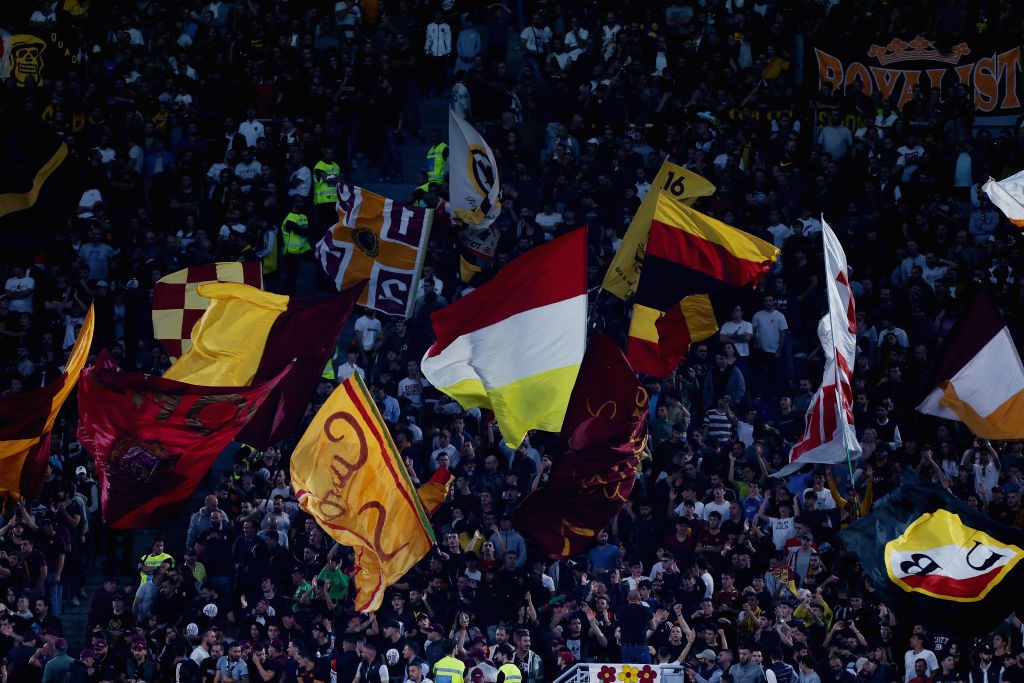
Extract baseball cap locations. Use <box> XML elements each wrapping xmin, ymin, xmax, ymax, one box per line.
<box><xmin>696</xmin><ymin>649</ymin><xmax>717</xmax><ymax>660</ymax></box>
<box><xmin>75</xmin><ymin>466</ymin><xmax>87</xmax><ymax>476</ymax></box>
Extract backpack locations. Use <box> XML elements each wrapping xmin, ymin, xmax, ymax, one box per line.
<box><xmin>63</xmin><ymin>660</ymin><xmax>88</xmax><ymax>683</ymax></box>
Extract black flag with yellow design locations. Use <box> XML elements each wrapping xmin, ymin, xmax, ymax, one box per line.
<box><xmin>838</xmin><ymin>473</ymin><xmax>1024</xmax><ymax>636</ymax></box>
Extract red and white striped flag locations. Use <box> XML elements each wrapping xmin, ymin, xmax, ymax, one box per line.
<box><xmin>152</xmin><ymin>262</ymin><xmax>263</xmax><ymax>360</ymax></box>
<box><xmin>776</xmin><ymin>218</ymin><xmax>860</xmax><ymax>477</ymax></box>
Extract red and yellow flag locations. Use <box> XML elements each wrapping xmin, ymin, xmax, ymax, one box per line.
<box><xmin>0</xmin><ymin>307</ymin><xmax>94</xmax><ymax>500</ymax></box>
<box><xmin>291</xmin><ymin>373</ymin><xmax>435</xmax><ymax>611</ymax></box>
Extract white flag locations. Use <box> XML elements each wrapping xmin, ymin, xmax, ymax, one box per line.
<box><xmin>983</xmin><ymin>170</ymin><xmax>1024</xmax><ymax>227</ymax></box>
<box><xmin>776</xmin><ymin>217</ymin><xmax>861</xmax><ymax>477</ymax></box>
<box><xmin>448</xmin><ymin>108</ymin><xmax>501</xmax><ymax>227</ymax></box>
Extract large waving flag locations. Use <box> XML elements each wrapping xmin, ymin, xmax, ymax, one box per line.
<box><xmin>78</xmin><ymin>351</ymin><xmax>285</xmax><ymax>528</ymax></box>
<box><xmin>983</xmin><ymin>170</ymin><xmax>1024</xmax><ymax>227</ymax></box>
<box><xmin>420</xmin><ymin>228</ymin><xmax>588</xmax><ymax>447</ymax></box>
<box><xmin>635</xmin><ymin>195</ymin><xmax>779</xmax><ymax>312</ymax></box>
<box><xmin>917</xmin><ymin>286</ymin><xmax>1024</xmax><ymax>439</ymax></box>
<box><xmin>603</xmin><ymin>159</ymin><xmax>716</xmax><ymax>300</ymax></box>
<box><xmin>163</xmin><ymin>282</ymin><xmax>363</xmax><ymax>449</ymax></box>
<box><xmin>448</xmin><ymin>109</ymin><xmax>501</xmax><ymax>228</ymax></box>
<box><xmin>838</xmin><ymin>474</ymin><xmax>1024</xmax><ymax>637</ymax></box>
<box><xmin>0</xmin><ymin>307</ymin><xmax>93</xmax><ymax>500</ymax></box>
<box><xmin>516</xmin><ymin>333</ymin><xmax>648</xmax><ymax>558</ymax></box>
<box><xmin>290</xmin><ymin>373</ymin><xmax>435</xmax><ymax>612</ymax></box>
<box><xmin>152</xmin><ymin>262</ymin><xmax>264</xmax><ymax>360</ymax></box>
<box><xmin>315</xmin><ymin>184</ymin><xmax>432</xmax><ymax>318</ymax></box>
<box><xmin>776</xmin><ymin>219</ymin><xmax>860</xmax><ymax>476</ymax></box>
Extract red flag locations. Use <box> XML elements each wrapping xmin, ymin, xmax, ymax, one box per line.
<box><xmin>78</xmin><ymin>351</ymin><xmax>286</xmax><ymax>528</ymax></box>
<box><xmin>515</xmin><ymin>333</ymin><xmax>648</xmax><ymax>558</ymax></box>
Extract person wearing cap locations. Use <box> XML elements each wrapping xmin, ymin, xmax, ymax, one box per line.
<box><xmin>433</xmin><ymin>639</ymin><xmax>466</xmax><ymax>683</ymax></box>
<box><xmin>695</xmin><ymin>649</ymin><xmax>724</xmax><ymax>683</ymax></box>
<box><xmin>126</xmin><ymin>637</ymin><xmax>157</xmax><ymax>683</ymax></box>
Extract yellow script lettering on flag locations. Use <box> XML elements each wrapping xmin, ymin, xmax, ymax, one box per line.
<box><xmin>290</xmin><ymin>373</ymin><xmax>435</xmax><ymax>612</ymax></box>
<box><xmin>603</xmin><ymin>160</ymin><xmax>716</xmax><ymax>300</ymax></box>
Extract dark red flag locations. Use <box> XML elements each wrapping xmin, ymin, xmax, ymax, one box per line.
<box><xmin>77</xmin><ymin>351</ymin><xmax>286</xmax><ymax>528</ymax></box>
<box><xmin>515</xmin><ymin>333</ymin><xmax>648</xmax><ymax>558</ymax></box>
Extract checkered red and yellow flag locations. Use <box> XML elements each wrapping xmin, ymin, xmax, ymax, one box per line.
<box><xmin>151</xmin><ymin>262</ymin><xmax>263</xmax><ymax>360</ymax></box>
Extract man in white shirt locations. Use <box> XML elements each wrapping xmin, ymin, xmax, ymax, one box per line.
<box><xmin>353</xmin><ymin>309</ymin><xmax>383</xmax><ymax>353</ymax></box>
<box><xmin>233</xmin><ymin>148</ymin><xmax>262</xmax><ymax>193</ymax></box>
<box><xmin>423</xmin><ymin>12</ymin><xmax>451</xmax><ymax>97</ymax></box>
<box><xmin>903</xmin><ymin>633</ymin><xmax>939</xmax><ymax>683</ymax></box>
<box><xmin>431</xmin><ymin>431</ymin><xmax>459</xmax><ymax>471</ymax></box>
<box><xmin>238</xmin><ymin>109</ymin><xmax>265</xmax><ymax>148</ymax></box>
<box><xmin>752</xmin><ymin>296</ymin><xmax>789</xmax><ymax>395</ymax></box>
<box><xmin>4</xmin><ymin>265</ymin><xmax>35</xmax><ymax>314</ymax></box>
<box><xmin>817</xmin><ymin>110</ymin><xmax>852</xmax><ymax>160</ymax></box>
<box><xmin>519</xmin><ymin>13</ymin><xmax>552</xmax><ymax>80</ymax></box>
<box><xmin>719</xmin><ymin>306</ymin><xmax>753</xmax><ymax>358</ymax></box>
<box><xmin>397</xmin><ymin>362</ymin><xmax>428</xmax><ymax>413</ymax></box>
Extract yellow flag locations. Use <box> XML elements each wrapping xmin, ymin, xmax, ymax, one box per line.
<box><xmin>602</xmin><ymin>161</ymin><xmax>716</xmax><ymax>300</ymax></box>
<box><xmin>459</xmin><ymin>255</ymin><xmax>482</xmax><ymax>284</ymax></box>
<box><xmin>290</xmin><ymin>373</ymin><xmax>435</xmax><ymax>612</ymax></box>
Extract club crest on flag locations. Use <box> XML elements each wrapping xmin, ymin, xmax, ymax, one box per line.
<box><xmin>885</xmin><ymin>508</ymin><xmax>1024</xmax><ymax>602</ymax></box>
<box><xmin>109</xmin><ymin>437</ymin><xmax>177</xmax><ymax>485</ymax></box>
<box><xmin>468</xmin><ymin>144</ymin><xmax>497</xmax><ymax>208</ymax></box>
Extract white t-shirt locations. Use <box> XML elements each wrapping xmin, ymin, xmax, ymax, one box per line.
<box><xmin>752</xmin><ymin>309</ymin><xmax>788</xmax><ymax>353</ymax></box>
<box><xmin>353</xmin><ymin>315</ymin><xmax>382</xmax><ymax>351</ymax></box>
<box><xmin>719</xmin><ymin>320</ymin><xmax>753</xmax><ymax>356</ymax></box>
<box><xmin>397</xmin><ymin>376</ymin><xmax>427</xmax><ymax>408</ymax></box>
<box><xmin>238</xmin><ymin>119</ymin><xmax>265</xmax><ymax>148</ymax></box>
<box><xmin>767</xmin><ymin>516</ymin><xmax>796</xmax><ymax>551</ymax></box>
<box><xmin>702</xmin><ymin>499</ymin><xmax>731</xmax><ymax>521</ymax></box>
<box><xmin>5</xmin><ymin>275</ymin><xmax>35</xmax><ymax>314</ymax></box>
<box><xmin>903</xmin><ymin>649</ymin><xmax>938</xmax><ymax>682</ymax></box>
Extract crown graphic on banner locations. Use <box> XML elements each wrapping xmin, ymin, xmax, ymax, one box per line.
<box><xmin>867</xmin><ymin>36</ymin><xmax>970</xmax><ymax>66</ymax></box>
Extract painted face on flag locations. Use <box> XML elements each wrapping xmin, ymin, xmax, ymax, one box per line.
<box><xmin>885</xmin><ymin>508</ymin><xmax>1024</xmax><ymax>601</ymax></box>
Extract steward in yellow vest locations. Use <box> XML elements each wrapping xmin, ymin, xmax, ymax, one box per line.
<box><xmin>312</xmin><ymin>147</ymin><xmax>341</xmax><ymax>206</ymax></box>
<box><xmin>426</xmin><ymin>128</ymin><xmax>448</xmax><ymax>185</ymax></box>
<box><xmin>279</xmin><ymin>196</ymin><xmax>311</xmax><ymax>294</ymax></box>
<box><xmin>494</xmin><ymin>644</ymin><xmax>522</xmax><ymax>683</ymax></box>
<box><xmin>432</xmin><ymin>640</ymin><xmax>466</xmax><ymax>683</ymax></box>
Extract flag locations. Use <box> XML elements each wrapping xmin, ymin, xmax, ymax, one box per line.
<box><xmin>635</xmin><ymin>195</ymin><xmax>779</xmax><ymax>312</ymax></box>
<box><xmin>916</xmin><ymin>286</ymin><xmax>1024</xmax><ymax>439</ymax></box>
<box><xmin>626</xmin><ymin>296</ymin><xmax>719</xmax><ymax>378</ymax></box>
<box><xmin>982</xmin><ymin>170</ymin><xmax>1024</xmax><ymax>227</ymax></box>
<box><xmin>602</xmin><ymin>160</ymin><xmax>716</xmax><ymax>300</ymax></box>
<box><xmin>776</xmin><ymin>219</ymin><xmax>860</xmax><ymax>476</ymax></box>
<box><xmin>458</xmin><ymin>255</ymin><xmax>482</xmax><ymax>284</ymax></box>
<box><xmin>315</xmin><ymin>184</ymin><xmax>432</xmax><ymax>318</ymax></box>
<box><xmin>420</xmin><ymin>228</ymin><xmax>588</xmax><ymax>447</ymax></box>
<box><xmin>838</xmin><ymin>474</ymin><xmax>1024</xmax><ymax>636</ymax></box>
<box><xmin>516</xmin><ymin>333</ymin><xmax>648</xmax><ymax>558</ymax></box>
<box><xmin>0</xmin><ymin>307</ymin><xmax>93</xmax><ymax>500</ymax></box>
<box><xmin>0</xmin><ymin>115</ymin><xmax>88</xmax><ymax>265</ymax></box>
<box><xmin>290</xmin><ymin>373</ymin><xmax>435</xmax><ymax>612</ymax></box>
<box><xmin>152</xmin><ymin>262</ymin><xmax>263</xmax><ymax>360</ymax></box>
<box><xmin>457</xmin><ymin>223</ymin><xmax>501</xmax><ymax>261</ymax></box>
<box><xmin>448</xmin><ymin>109</ymin><xmax>501</xmax><ymax>228</ymax></box>
<box><xmin>78</xmin><ymin>351</ymin><xmax>285</xmax><ymax>528</ymax></box>
<box><xmin>163</xmin><ymin>282</ymin><xmax>363</xmax><ymax>449</ymax></box>
<box><xmin>417</xmin><ymin>467</ymin><xmax>453</xmax><ymax>516</ymax></box>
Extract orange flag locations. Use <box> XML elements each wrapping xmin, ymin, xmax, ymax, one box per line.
<box><xmin>290</xmin><ymin>373</ymin><xmax>435</xmax><ymax>611</ymax></box>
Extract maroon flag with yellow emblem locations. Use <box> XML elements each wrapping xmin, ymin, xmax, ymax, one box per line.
<box><xmin>77</xmin><ymin>351</ymin><xmax>287</xmax><ymax>528</ymax></box>
<box><xmin>515</xmin><ymin>333</ymin><xmax>648</xmax><ymax>558</ymax></box>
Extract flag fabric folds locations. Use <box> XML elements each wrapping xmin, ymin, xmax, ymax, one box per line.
<box><xmin>0</xmin><ymin>116</ymin><xmax>89</xmax><ymax>265</ymax></box>
<box><xmin>420</xmin><ymin>228</ymin><xmax>588</xmax><ymax>447</ymax></box>
<box><xmin>448</xmin><ymin>109</ymin><xmax>501</xmax><ymax>228</ymax></box>
<box><xmin>983</xmin><ymin>170</ymin><xmax>1024</xmax><ymax>227</ymax></box>
<box><xmin>152</xmin><ymin>262</ymin><xmax>264</xmax><ymax>360</ymax></box>
<box><xmin>777</xmin><ymin>219</ymin><xmax>860</xmax><ymax>476</ymax></box>
<box><xmin>916</xmin><ymin>286</ymin><xmax>1024</xmax><ymax>439</ymax></box>
<box><xmin>163</xmin><ymin>282</ymin><xmax>363</xmax><ymax>449</ymax></box>
<box><xmin>602</xmin><ymin>160</ymin><xmax>716</xmax><ymax>300</ymax></box>
<box><xmin>78</xmin><ymin>351</ymin><xmax>284</xmax><ymax>528</ymax></box>
<box><xmin>417</xmin><ymin>467</ymin><xmax>453</xmax><ymax>516</ymax></box>
<box><xmin>626</xmin><ymin>296</ymin><xmax>718</xmax><ymax>378</ymax></box>
<box><xmin>315</xmin><ymin>184</ymin><xmax>432</xmax><ymax>317</ymax></box>
<box><xmin>838</xmin><ymin>474</ymin><xmax>1024</xmax><ymax>636</ymax></box>
<box><xmin>635</xmin><ymin>195</ymin><xmax>779</xmax><ymax>312</ymax></box>
<box><xmin>290</xmin><ymin>373</ymin><xmax>435</xmax><ymax>612</ymax></box>
<box><xmin>0</xmin><ymin>307</ymin><xmax>94</xmax><ymax>500</ymax></box>
<box><xmin>516</xmin><ymin>333</ymin><xmax>648</xmax><ymax>558</ymax></box>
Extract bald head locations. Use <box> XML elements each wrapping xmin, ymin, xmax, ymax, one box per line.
<box><xmin>204</xmin><ymin>495</ymin><xmax>219</xmax><ymax>511</ymax></box>
<box><xmin>628</xmin><ymin>590</ymin><xmax>641</xmax><ymax>603</ymax></box>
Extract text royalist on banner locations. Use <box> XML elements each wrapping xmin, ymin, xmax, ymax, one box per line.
<box><xmin>815</xmin><ymin>35</ymin><xmax>1021</xmax><ymax>113</ymax></box>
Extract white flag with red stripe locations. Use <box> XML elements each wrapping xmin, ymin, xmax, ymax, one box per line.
<box><xmin>983</xmin><ymin>170</ymin><xmax>1024</xmax><ymax>227</ymax></box>
<box><xmin>776</xmin><ymin>218</ymin><xmax>860</xmax><ymax>477</ymax></box>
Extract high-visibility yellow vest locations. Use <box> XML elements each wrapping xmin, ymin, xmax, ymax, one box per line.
<box><xmin>412</xmin><ymin>181</ymin><xmax>430</xmax><ymax>208</ymax></box>
<box><xmin>497</xmin><ymin>662</ymin><xmax>522</xmax><ymax>683</ymax></box>
<box><xmin>280</xmin><ymin>212</ymin><xmax>311</xmax><ymax>254</ymax></box>
<box><xmin>321</xmin><ymin>358</ymin><xmax>335</xmax><ymax>380</ymax></box>
<box><xmin>426</xmin><ymin>142</ymin><xmax>448</xmax><ymax>184</ymax></box>
<box><xmin>313</xmin><ymin>160</ymin><xmax>340</xmax><ymax>205</ymax></box>
<box><xmin>433</xmin><ymin>655</ymin><xmax>465</xmax><ymax>683</ymax></box>
<box><xmin>262</xmin><ymin>229</ymin><xmax>278</xmax><ymax>275</ymax></box>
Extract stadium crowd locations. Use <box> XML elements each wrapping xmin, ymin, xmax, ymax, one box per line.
<box><xmin>3</xmin><ymin>0</ymin><xmax>1024</xmax><ymax>682</ymax></box>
